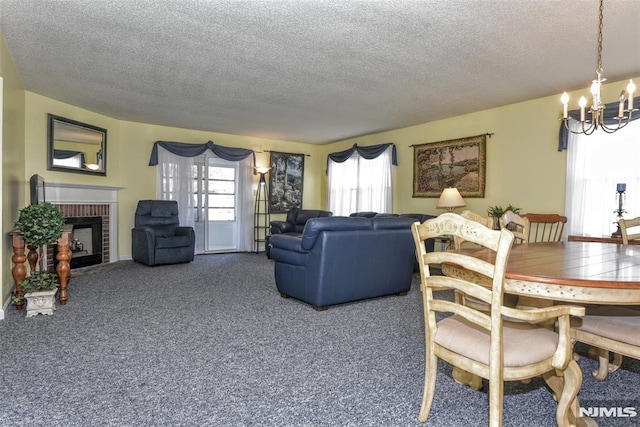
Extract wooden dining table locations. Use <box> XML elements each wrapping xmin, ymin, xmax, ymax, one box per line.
<box><xmin>445</xmin><ymin>241</ymin><xmax>640</xmax><ymax>304</ymax></box>
<box><xmin>442</xmin><ymin>241</ymin><xmax>640</xmax><ymax>427</ymax></box>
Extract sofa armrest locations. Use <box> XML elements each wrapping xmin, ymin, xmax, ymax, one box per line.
<box><xmin>175</xmin><ymin>226</ymin><xmax>194</xmax><ymax>237</ymax></box>
<box><xmin>269</xmin><ymin>234</ymin><xmax>305</xmax><ymax>252</ymax></box>
<box><xmin>270</xmin><ymin>221</ymin><xmax>296</xmax><ymax>234</ymax></box>
<box><xmin>131</xmin><ymin>227</ymin><xmax>156</xmax><ymax>265</ymax></box>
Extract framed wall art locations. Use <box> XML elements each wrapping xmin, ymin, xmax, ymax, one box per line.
<box><xmin>412</xmin><ymin>134</ymin><xmax>487</xmax><ymax>197</ymax></box>
<box><xmin>269</xmin><ymin>151</ymin><xmax>305</xmax><ymax>213</ymax></box>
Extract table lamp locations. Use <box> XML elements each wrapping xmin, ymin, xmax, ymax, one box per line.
<box><xmin>437</xmin><ymin>187</ymin><xmax>465</xmax><ymax>212</ymax></box>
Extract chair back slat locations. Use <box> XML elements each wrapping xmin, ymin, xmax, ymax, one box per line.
<box><xmin>499</xmin><ymin>211</ymin><xmax>530</xmax><ymax>244</ymax></box>
<box><xmin>521</xmin><ymin>213</ymin><xmax>567</xmax><ymax>243</ymax></box>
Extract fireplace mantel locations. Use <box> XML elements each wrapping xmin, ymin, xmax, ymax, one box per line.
<box><xmin>45</xmin><ymin>182</ymin><xmax>122</xmax><ymax>263</ymax></box>
<box><xmin>45</xmin><ymin>182</ymin><xmax>121</xmax><ymax>204</ymax></box>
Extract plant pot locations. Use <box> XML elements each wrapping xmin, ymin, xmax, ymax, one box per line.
<box><xmin>24</xmin><ymin>288</ymin><xmax>58</xmax><ymax>318</ymax></box>
<box><xmin>491</xmin><ymin>216</ymin><xmax>501</xmax><ymax>230</ymax></box>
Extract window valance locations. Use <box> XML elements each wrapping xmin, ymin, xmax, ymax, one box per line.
<box><xmin>149</xmin><ymin>140</ymin><xmax>256</xmax><ymax>168</ymax></box>
<box><xmin>326</xmin><ymin>143</ymin><xmax>397</xmax><ymax>172</ymax></box>
<box><xmin>558</xmin><ymin>100</ymin><xmax>640</xmax><ymax>151</ymax></box>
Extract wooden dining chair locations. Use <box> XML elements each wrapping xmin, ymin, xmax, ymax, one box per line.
<box><xmin>453</xmin><ymin>210</ymin><xmax>493</xmax><ymax>249</ymax></box>
<box><xmin>619</xmin><ymin>216</ymin><xmax>640</xmax><ymax>245</ymax></box>
<box><xmin>521</xmin><ymin>213</ymin><xmax>567</xmax><ymax>243</ymax></box>
<box><xmin>411</xmin><ymin>213</ymin><xmax>585</xmax><ymax>426</ymax></box>
<box><xmin>571</xmin><ymin>306</ymin><xmax>640</xmax><ymax>380</ymax></box>
<box><xmin>571</xmin><ymin>216</ymin><xmax>640</xmax><ymax>380</ymax></box>
<box><xmin>499</xmin><ymin>211</ymin><xmax>529</xmax><ymax>244</ymax></box>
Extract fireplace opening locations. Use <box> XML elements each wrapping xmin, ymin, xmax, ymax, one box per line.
<box><xmin>54</xmin><ymin>216</ymin><xmax>103</xmax><ymax>269</ymax></box>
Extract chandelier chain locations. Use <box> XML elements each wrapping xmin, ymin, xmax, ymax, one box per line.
<box><xmin>596</xmin><ymin>0</ymin><xmax>604</xmax><ymax>75</ymax></box>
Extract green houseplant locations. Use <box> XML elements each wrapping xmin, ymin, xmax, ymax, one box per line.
<box><xmin>15</xmin><ymin>202</ymin><xmax>66</xmax><ymax>247</ymax></box>
<box><xmin>487</xmin><ymin>204</ymin><xmax>521</xmax><ymax>230</ymax></box>
<box><xmin>13</xmin><ymin>202</ymin><xmax>65</xmax><ymax>311</ymax></box>
<box><xmin>20</xmin><ymin>271</ymin><xmax>59</xmax><ymax>294</ymax></box>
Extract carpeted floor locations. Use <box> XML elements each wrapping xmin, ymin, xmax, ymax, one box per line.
<box><xmin>1</xmin><ymin>253</ymin><xmax>639</xmax><ymax>426</ymax></box>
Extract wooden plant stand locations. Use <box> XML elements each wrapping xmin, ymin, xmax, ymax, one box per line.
<box><xmin>10</xmin><ymin>224</ymin><xmax>73</xmax><ymax>308</ymax></box>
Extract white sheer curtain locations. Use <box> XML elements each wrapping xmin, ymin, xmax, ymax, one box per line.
<box><xmin>328</xmin><ymin>146</ymin><xmax>393</xmax><ymax>216</ymax></box>
<box><xmin>156</xmin><ymin>148</ymin><xmax>254</xmax><ymax>252</ymax></box>
<box><xmin>237</xmin><ymin>155</ymin><xmax>254</xmax><ymax>252</ymax></box>
<box><xmin>156</xmin><ymin>147</ymin><xmax>195</xmax><ymax>228</ymax></box>
<box><xmin>565</xmin><ymin>119</ymin><xmax>640</xmax><ymax>236</ymax></box>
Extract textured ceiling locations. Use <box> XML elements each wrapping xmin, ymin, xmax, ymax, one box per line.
<box><xmin>0</xmin><ymin>0</ymin><xmax>639</xmax><ymax>144</ymax></box>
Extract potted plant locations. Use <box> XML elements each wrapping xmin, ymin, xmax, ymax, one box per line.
<box><xmin>15</xmin><ymin>202</ymin><xmax>66</xmax><ymax>248</ymax></box>
<box><xmin>20</xmin><ymin>271</ymin><xmax>59</xmax><ymax>317</ymax></box>
<box><xmin>487</xmin><ymin>204</ymin><xmax>521</xmax><ymax>230</ymax></box>
<box><xmin>13</xmin><ymin>202</ymin><xmax>65</xmax><ymax>311</ymax></box>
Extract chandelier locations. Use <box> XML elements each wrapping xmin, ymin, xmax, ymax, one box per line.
<box><xmin>560</xmin><ymin>0</ymin><xmax>636</xmax><ymax>135</ymax></box>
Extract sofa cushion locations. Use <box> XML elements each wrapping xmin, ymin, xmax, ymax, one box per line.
<box><xmin>301</xmin><ymin>217</ymin><xmax>372</xmax><ymax>250</ymax></box>
<box><xmin>371</xmin><ymin>216</ymin><xmax>416</xmax><ymax>230</ymax></box>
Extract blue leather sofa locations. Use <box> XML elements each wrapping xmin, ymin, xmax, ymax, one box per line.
<box><xmin>268</xmin><ymin>216</ymin><xmax>417</xmax><ymax>310</ymax></box>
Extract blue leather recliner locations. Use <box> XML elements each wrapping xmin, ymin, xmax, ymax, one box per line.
<box><xmin>131</xmin><ymin>200</ymin><xmax>195</xmax><ymax>266</ymax></box>
<box><xmin>268</xmin><ymin>216</ymin><xmax>417</xmax><ymax>310</ymax></box>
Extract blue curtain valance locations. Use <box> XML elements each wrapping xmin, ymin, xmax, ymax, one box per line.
<box><xmin>558</xmin><ymin>100</ymin><xmax>640</xmax><ymax>151</ymax></box>
<box><xmin>326</xmin><ymin>143</ymin><xmax>397</xmax><ymax>172</ymax></box>
<box><xmin>149</xmin><ymin>140</ymin><xmax>256</xmax><ymax>168</ymax></box>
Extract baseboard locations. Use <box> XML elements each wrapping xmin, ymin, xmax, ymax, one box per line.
<box><xmin>1</xmin><ymin>294</ymin><xmax>9</xmax><ymax>320</ymax></box>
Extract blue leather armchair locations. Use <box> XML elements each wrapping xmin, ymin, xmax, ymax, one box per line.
<box><xmin>269</xmin><ymin>208</ymin><xmax>333</xmax><ymax>235</ymax></box>
<box><xmin>266</xmin><ymin>208</ymin><xmax>332</xmax><ymax>257</ymax></box>
<box><xmin>131</xmin><ymin>200</ymin><xmax>195</xmax><ymax>266</ymax></box>
<box><xmin>269</xmin><ymin>216</ymin><xmax>417</xmax><ymax>310</ymax></box>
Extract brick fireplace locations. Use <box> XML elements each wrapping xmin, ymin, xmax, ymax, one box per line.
<box><xmin>47</xmin><ymin>204</ymin><xmax>110</xmax><ymax>270</ymax></box>
<box><xmin>44</xmin><ymin>183</ymin><xmax>120</xmax><ymax>269</ymax></box>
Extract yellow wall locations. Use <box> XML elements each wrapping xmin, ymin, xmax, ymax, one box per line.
<box><xmin>320</xmin><ymin>76</ymin><xmax>640</xmax><ymax>217</ymax></box>
<box><xmin>113</xmin><ymin>120</ymin><xmax>324</xmax><ymax>257</ymax></box>
<box><xmin>22</xmin><ymin>93</ymin><xmax>324</xmax><ymax>259</ymax></box>
<box><xmin>1</xmin><ymin>32</ymin><xmax>26</xmax><ymax>310</ymax></box>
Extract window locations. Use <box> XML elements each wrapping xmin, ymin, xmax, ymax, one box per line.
<box><xmin>565</xmin><ymin>120</ymin><xmax>640</xmax><ymax>236</ymax></box>
<box><xmin>193</xmin><ymin>164</ymin><xmax>236</xmax><ymax>222</ymax></box>
<box><xmin>327</xmin><ymin>147</ymin><xmax>393</xmax><ymax>216</ymax></box>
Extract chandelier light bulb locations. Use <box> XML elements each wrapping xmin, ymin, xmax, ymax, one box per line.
<box><xmin>561</xmin><ymin>92</ymin><xmax>570</xmax><ymax>118</ymax></box>
<box><xmin>627</xmin><ymin>80</ymin><xmax>636</xmax><ymax>111</ymax></box>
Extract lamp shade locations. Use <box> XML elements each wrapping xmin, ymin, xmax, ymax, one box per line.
<box><xmin>437</xmin><ymin>187</ymin><xmax>465</xmax><ymax>212</ymax></box>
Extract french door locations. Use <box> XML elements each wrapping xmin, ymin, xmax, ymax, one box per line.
<box><xmin>193</xmin><ymin>156</ymin><xmax>240</xmax><ymax>253</ymax></box>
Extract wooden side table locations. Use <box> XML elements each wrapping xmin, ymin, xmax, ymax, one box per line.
<box><xmin>10</xmin><ymin>224</ymin><xmax>73</xmax><ymax>307</ymax></box>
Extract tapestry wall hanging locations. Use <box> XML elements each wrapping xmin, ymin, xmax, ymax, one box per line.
<box><xmin>412</xmin><ymin>134</ymin><xmax>486</xmax><ymax>197</ymax></box>
<box><xmin>269</xmin><ymin>151</ymin><xmax>305</xmax><ymax>213</ymax></box>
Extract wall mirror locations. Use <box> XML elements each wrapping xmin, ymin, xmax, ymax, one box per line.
<box><xmin>48</xmin><ymin>114</ymin><xmax>107</xmax><ymax>176</ymax></box>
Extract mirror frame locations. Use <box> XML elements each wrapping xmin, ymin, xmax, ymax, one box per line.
<box><xmin>47</xmin><ymin>114</ymin><xmax>107</xmax><ymax>176</ymax></box>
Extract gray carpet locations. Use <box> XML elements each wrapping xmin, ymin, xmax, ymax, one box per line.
<box><xmin>1</xmin><ymin>253</ymin><xmax>639</xmax><ymax>426</ymax></box>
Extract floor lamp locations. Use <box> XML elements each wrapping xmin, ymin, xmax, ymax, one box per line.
<box><xmin>254</xmin><ymin>167</ymin><xmax>271</xmax><ymax>253</ymax></box>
